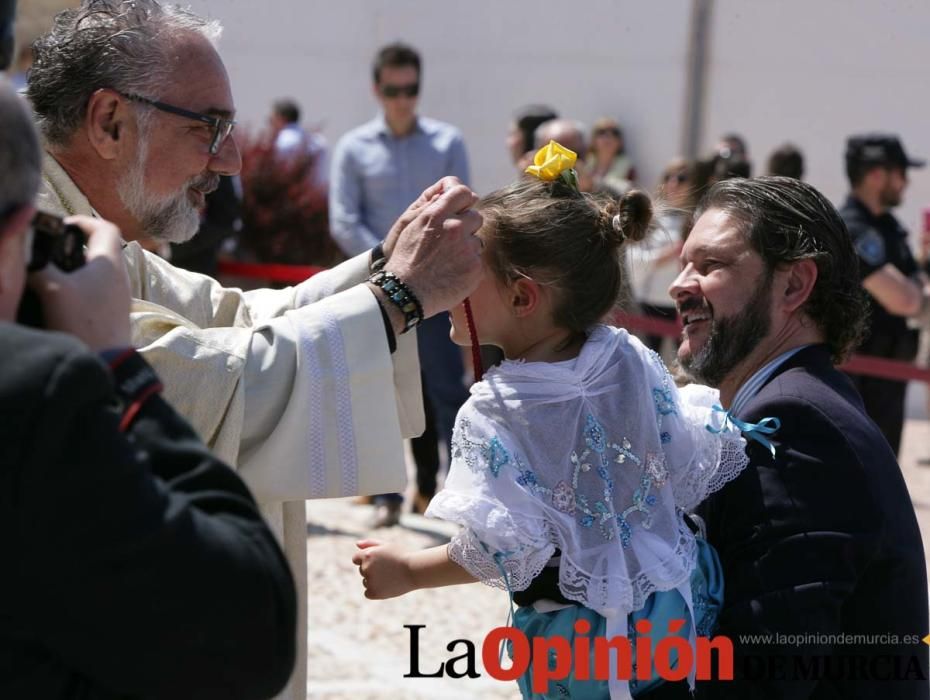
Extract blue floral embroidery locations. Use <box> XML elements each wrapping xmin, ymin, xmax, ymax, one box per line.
<box><xmin>661</xmin><ymin>431</ymin><xmax>672</xmax><ymax>445</ymax></box>
<box><xmin>616</xmin><ymin>514</ymin><xmax>633</xmax><ymax>547</ymax></box>
<box><xmin>653</xmin><ymin>387</ymin><xmax>677</xmax><ymax>416</ymax></box>
<box><xmin>622</xmin><ymin>471</ymin><xmax>659</xmax><ymax>531</ymax></box>
<box><xmin>484</xmin><ymin>436</ymin><xmax>510</xmax><ymax>478</ymax></box>
<box><xmin>454</xmin><ymin>410</ymin><xmax>671</xmax><ymax>551</ymax></box>
<box><xmin>613</xmin><ymin>437</ymin><xmax>641</xmax><ymax>467</ymax></box>
<box><xmin>583</xmin><ymin>414</ymin><xmax>607</xmax><ymax>453</ymax></box>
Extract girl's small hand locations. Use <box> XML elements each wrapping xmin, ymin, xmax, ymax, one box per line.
<box><xmin>352</xmin><ymin>539</ymin><xmax>416</xmax><ymax>600</ymax></box>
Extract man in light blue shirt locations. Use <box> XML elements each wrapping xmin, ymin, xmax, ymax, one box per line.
<box><xmin>330</xmin><ymin>43</ymin><xmax>471</xmax><ymax>526</ymax></box>
<box><xmin>329</xmin><ymin>44</ymin><xmax>469</xmax><ymax>256</ymax></box>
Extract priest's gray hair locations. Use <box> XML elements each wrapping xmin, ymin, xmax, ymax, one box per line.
<box><xmin>0</xmin><ymin>79</ymin><xmax>40</xmax><ymax>218</ymax></box>
<box><xmin>27</xmin><ymin>0</ymin><xmax>222</xmax><ymax>146</ymax></box>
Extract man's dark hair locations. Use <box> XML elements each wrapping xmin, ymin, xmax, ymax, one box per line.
<box><xmin>514</xmin><ymin>104</ymin><xmax>558</xmax><ymax>157</ymax></box>
<box><xmin>273</xmin><ymin>98</ymin><xmax>300</xmax><ymax>124</ymax></box>
<box><xmin>695</xmin><ymin>176</ymin><xmax>868</xmax><ymax>362</ymax></box>
<box><xmin>711</xmin><ymin>152</ymin><xmax>751</xmax><ymax>180</ymax></box>
<box><xmin>719</xmin><ymin>132</ymin><xmax>748</xmax><ymax>159</ymax></box>
<box><xmin>767</xmin><ymin>143</ymin><xmax>804</xmax><ymax>180</ymax></box>
<box><xmin>372</xmin><ymin>42</ymin><xmax>420</xmax><ymax>84</ymax></box>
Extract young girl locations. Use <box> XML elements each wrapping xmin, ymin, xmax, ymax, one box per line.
<box><xmin>352</xmin><ymin>144</ymin><xmax>748</xmax><ymax>699</ymax></box>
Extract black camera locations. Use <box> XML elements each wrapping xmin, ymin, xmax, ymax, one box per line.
<box><xmin>17</xmin><ymin>212</ymin><xmax>87</xmax><ymax>327</ymax></box>
<box><xmin>28</xmin><ymin>212</ymin><xmax>86</xmax><ymax>272</ymax></box>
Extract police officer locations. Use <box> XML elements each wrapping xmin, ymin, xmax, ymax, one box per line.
<box><xmin>840</xmin><ymin>133</ymin><xmax>930</xmax><ymax>455</ymax></box>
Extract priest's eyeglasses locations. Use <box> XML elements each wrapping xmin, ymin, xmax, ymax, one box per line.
<box><xmin>120</xmin><ymin>92</ymin><xmax>236</xmax><ymax>156</ymax></box>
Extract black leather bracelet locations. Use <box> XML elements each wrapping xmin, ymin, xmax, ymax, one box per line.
<box><xmin>368</xmin><ymin>270</ymin><xmax>424</xmax><ymax>333</ymax></box>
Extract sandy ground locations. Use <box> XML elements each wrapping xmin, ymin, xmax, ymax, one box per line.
<box><xmin>306</xmin><ymin>410</ymin><xmax>930</xmax><ymax>700</ymax></box>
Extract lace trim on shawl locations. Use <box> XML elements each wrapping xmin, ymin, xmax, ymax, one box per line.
<box><xmin>449</xmin><ymin>523</ymin><xmax>556</xmax><ymax>594</ymax></box>
<box><xmin>431</xmin><ymin>488</ymin><xmax>698</xmax><ymax>616</ymax></box>
<box><xmin>672</xmin><ymin>383</ymin><xmax>750</xmax><ymax>511</ymax></box>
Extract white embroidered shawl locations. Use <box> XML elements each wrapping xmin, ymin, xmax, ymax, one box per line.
<box><xmin>427</xmin><ymin>325</ymin><xmax>747</xmax><ymax>618</ymax></box>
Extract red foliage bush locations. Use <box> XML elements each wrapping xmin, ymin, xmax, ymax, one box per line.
<box><xmin>237</xmin><ymin>131</ymin><xmax>343</xmax><ymax>267</ymax></box>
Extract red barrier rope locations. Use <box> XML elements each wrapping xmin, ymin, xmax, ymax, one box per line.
<box><xmin>612</xmin><ymin>312</ymin><xmax>682</xmax><ymax>339</ymax></box>
<box><xmin>217</xmin><ymin>260</ymin><xmax>323</xmax><ymax>284</ymax></box>
<box><xmin>215</xmin><ymin>263</ymin><xmax>930</xmax><ymax>386</ymax></box>
<box><xmin>840</xmin><ymin>354</ymin><xmax>930</xmax><ymax>384</ymax></box>
<box><xmin>610</xmin><ymin>311</ymin><xmax>930</xmax><ymax>385</ymax></box>
<box><xmin>463</xmin><ymin>298</ymin><xmax>483</xmax><ymax>383</ymax></box>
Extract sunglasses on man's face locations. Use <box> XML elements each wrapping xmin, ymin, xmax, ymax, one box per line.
<box><xmin>664</xmin><ymin>171</ymin><xmax>689</xmax><ymax>184</ymax></box>
<box><xmin>595</xmin><ymin>128</ymin><xmax>621</xmax><ymax>138</ymax></box>
<box><xmin>380</xmin><ymin>82</ymin><xmax>419</xmax><ymax>99</ymax></box>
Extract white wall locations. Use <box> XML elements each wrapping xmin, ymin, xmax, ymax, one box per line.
<box><xmin>188</xmin><ymin>0</ymin><xmax>691</xmax><ymax>196</ymax></box>
<box><xmin>706</xmin><ymin>0</ymin><xmax>930</xmax><ymax>238</ymax></box>
<box><xmin>189</xmin><ymin>0</ymin><xmax>930</xmax><ymax>240</ymax></box>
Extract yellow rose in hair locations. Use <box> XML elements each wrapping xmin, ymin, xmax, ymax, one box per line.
<box><xmin>525</xmin><ymin>140</ymin><xmax>578</xmax><ymax>181</ymax></box>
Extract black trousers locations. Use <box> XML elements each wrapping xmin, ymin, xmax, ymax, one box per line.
<box><xmin>848</xmin><ymin>373</ymin><xmax>908</xmax><ymax>456</ymax></box>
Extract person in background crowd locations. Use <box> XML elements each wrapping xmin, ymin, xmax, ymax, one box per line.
<box><xmin>588</xmin><ymin>116</ymin><xmax>636</xmax><ymax>196</ymax></box>
<box><xmin>692</xmin><ymin>148</ymin><xmax>750</xmax><ymax>199</ymax></box>
<box><xmin>270</xmin><ymin>97</ymin><xmax>329</xmax><ymax>189</ymax></box>
<box><xmin>8</xmin><ymin>44</ymin><xmax>29</xmax><ymax>91</ymax></box>
<box><xmin>329</xmin><ymin>42</ymin><xmax>472</xmax><ymax>527</ymax></box>
<box><xmin>507</xmin><ymin>103</ymin><xmax>558</xmax><ymax>172</ymax></box>
<box><xmin>766</xmin><ymin>142</ymin><xmax>804</xmax><ymax>180</ymax></box>
<box><xmin>628</xmin><ymin>157</ymin><xmax>695</xmax><ymax>355</ymax></box>
<box><xmin>839</xmin><ymin>133</ymin><xmax>930</xmax><ymax>455</ymax></box>
<box><xmin>535</xmin><ymin>118</ymin><xmax>595</xmax><ymax>192</ymax></box>
<box><xmin>715</xmin><ymin>132</ymin><xmax>751</xmax><ymax>174</ymax></box>
<box><xmin>535</xmin><ymin>117</ymin><xmax>586</xmax><ymax>160</ymax></box>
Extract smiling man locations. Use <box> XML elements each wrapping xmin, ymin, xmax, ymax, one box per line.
<box><xmin>668</xmin><ymin>176</ymin><xmax>928</xmax><ymax>698</ymax></box>
<box><xmin>26</xmin><ymin>3</ymin><xmax>484</xmax><ymax>699</ymax></box>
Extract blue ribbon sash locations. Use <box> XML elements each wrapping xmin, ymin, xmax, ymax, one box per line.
<box><xmin>707</xmin><ymin>404</ymin><xmax>781</xmax><ymax>458</ymax></box>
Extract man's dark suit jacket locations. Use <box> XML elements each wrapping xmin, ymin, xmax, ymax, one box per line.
<box><xmin>690</xmin><ymin>343</ymin><xmax>928</xmax><ymax>699</ymax></box>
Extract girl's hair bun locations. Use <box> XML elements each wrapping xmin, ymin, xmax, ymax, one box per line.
<box><xmin>600</xmin><ymin>189</ymin><xmax>653</xmax><ymax>246</ymax></box>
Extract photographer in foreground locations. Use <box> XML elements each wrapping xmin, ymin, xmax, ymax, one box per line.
<box><xmin>0</xmin><ymin>75</ymin><xmax>296</xmax><ymax>699</ymax></box>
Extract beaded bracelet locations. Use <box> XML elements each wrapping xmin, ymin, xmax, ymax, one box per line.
<box><xmin>368</xmin><ymin>270</ymin><xmax>424</xmax><ymax>333</ymax></box>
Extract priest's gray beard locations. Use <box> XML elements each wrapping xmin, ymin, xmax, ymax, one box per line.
<box><xmin>117</xmin><ymin>131</ymin><xmax>215</xmax><ymax>244</ymax></box>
